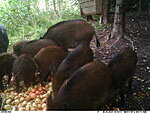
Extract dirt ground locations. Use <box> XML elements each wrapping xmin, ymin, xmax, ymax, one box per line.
<box><xmin>90</xmin><ymin>13</ymin><xmax>150</xmax><ymax>110</ymax></box>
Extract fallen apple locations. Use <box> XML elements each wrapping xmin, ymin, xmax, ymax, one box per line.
<box><xmin>1</xmin><ymin>82</ymin><xmax>53</xmax><ymax>111</ymax></box>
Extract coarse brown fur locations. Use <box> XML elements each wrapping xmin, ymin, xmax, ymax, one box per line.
<box><xmin>13</xmin><ymin>40</ymin><xmax>29</xmax><ymax>56</ymax></box>
<box><xmin>34</xmin><ymin>46</ymin><xmax>68</xmax><ymax>85</ymax></box>
<box><xmin>41</xmin><ymin>19</ymin><xmax>100</xmax><ymax>48</ymax></box>
<box><xmin>12</xmin><ymin>54</ymin><xmax>37</xmax><ymax>93</ymax></box>
<box><xmin>107</xmin><ymin>47</ymin><xmax>138</xmax><ymax>105</ymax></box>
<box><xmin>13</xmin><ymin>39</ymin><xmax>57</xmax><ymax>57</ymax></box>
<box><xmin>47</xmin><ymin>61</ymin><xmax>112</xmax><ymax>110</ymax></box>
<box><xmin>52</xmin><ymin>43</ymin><xmax>94</xmax><ymax>97</ymax></box>
<box><xmin>0</xmin><ymin>53</ymin><xmax>17</xmax><ymax>90</ymax></box>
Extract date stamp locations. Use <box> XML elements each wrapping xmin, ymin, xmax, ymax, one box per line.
<box><xmin>1</xmin><ymin>111</ymin><xmax>11</xmax><ymax>113</ymax></box>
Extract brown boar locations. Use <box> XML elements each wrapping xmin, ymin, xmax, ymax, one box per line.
<box><xmin>41</xmin><ymin>19</ymin><xmax>100</xmax><ymax>48</ymax></box>
<box><xmin>52</xmin><ymin>43</ymin><xmax>94</xmax><ymax>97</ymax></box>
<box><xmin>34</xmin><ymin>46</ymin><xmax>68</xmax><ymax>85</ymax></box>
<box><xmin>47</xmin><ymin>61</ymin><xmax>112</xmax><ymax>110</ymax></box>
<box><xmin>0</xmin><ymin>53</ymin><xmax>17</xmax><ymax>90</ymax></box>
<box><xmin>12</xmin><ymin>54</ymin><xmax>38</xmax><ymax>93</ymax></box>
<box><xmin>13</xmin><ymin>40</ymin><xmax>29</xmax><ymax>56</ymax></box>
<box><xmin>13</xmin><ymin>39</ymin><xmax>57</xmax><ymax>57</ymax></box>
<box><xmin>108</xmin><ymin>47</ymin><xmax>138</xmax><ymax>105</ymax></box>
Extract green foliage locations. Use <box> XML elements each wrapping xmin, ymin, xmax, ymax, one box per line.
<box><xmin>0</xmin><ymin>0</ymin><xmax>81</xmax><ymax>51</ymax></box>
<box><xmin>92</xmin><ymin>22</ymin><xmax>111</xmax><ymax>32</ymax></box>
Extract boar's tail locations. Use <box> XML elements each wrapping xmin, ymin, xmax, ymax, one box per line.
<box><xmin>95</xmin><ymin>32</ymin><xmax>100</xmax><ymax>47</ymax></box>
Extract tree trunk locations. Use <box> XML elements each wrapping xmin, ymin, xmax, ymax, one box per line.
<box><xmin>53</xmin><ymin>0</ymin><xmax>59</xmax><ymax>17</ymax></box>
<box><xmin>80</xmin><ymin>5</ymin><xmax>84</xmax><ymax>16</ymax></box>
<box><xmin>57</xmin><ymin>0</ymin><xmax>62</xmax><ymax>16</ymax></box>
<box><xmin>110</xmin><ymin>0</ymin><xmax>124</xmax><ymax>39</ymax></box>
<box><xmin>100</xmin><ymin>0</ymin><xmax>110</xmax><ymax>24</ymax></box>
<box><xmin>58</xmin><ymin>0</ymin><xmax>62</xmax><ymax>13</ymax></box>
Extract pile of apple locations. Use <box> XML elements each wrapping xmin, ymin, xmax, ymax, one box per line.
<box><xmin>0</xmin><ymin>82</ymin><xmax>53</xmax><ymax>111</ymax></box>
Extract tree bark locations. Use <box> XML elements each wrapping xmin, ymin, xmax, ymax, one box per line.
<box><xmin>58</xmin><ymin>0</ymin><xmax>62</xmax><ymax>13</ymax></box>
<box><xmin>110</xmin><ymin>0</ymin><xmax>124</xmax><ymax>39</ymax></box>
<box><xmin>100</xmin><ymin>0</ymin><xmax>110</xmax><ymax>24</ymax></box>
<box><xmin>53</xmin><ymin>0</ymin><xmax>59</xmax><ymax>17</ymax></box>
<box><xmin>80</xmin><ymin>5</ymin><xmax>84</xmax><ymax>16</ymax></box>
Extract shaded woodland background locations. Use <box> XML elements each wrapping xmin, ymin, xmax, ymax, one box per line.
<box><xmin>0</xmin><ymin>0</ymin><xmax>149</xmax><ymax>51</ymax></box>
<box><xmin>0</xmin><ymin>0</ymin><xmax>80</xmax><ymax>50</ymax></box>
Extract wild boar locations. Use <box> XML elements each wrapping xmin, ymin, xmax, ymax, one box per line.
<box><xmin>52</xmin><ymin>43</ymin><xmax>94</xmax><ymax>97</ymax></box>
<box><xmin>47</xmin><ymin>61</ymin><xmax>112</xmax><ymax>110</ymax></box>
<box><xmin>12</xmin><ymin>54</ymin><xmax>38</xmax><ymax>93</ymax></box>
<box><xmin>41</xmin><ymin>19</ymin><xmax>100</xmax><ymax>48</ymax></box>
<box><xmin>0</xmin><ymin>24</ymin><xmax>9</xmax><ymax>53</ymax></box>
<box><xmin>0</xmin><ymin>53</ymin><xmax>17</xmax><ymax>90</ymax></box>
<box><xmin>108</xmin><ymin>47</ymin><xmax>138</xmax><ymax>105</ymax></box>
<box><xmin>13</xmin><ymin>40</ymin><xmax>29</xmax><ymax>56</ymax></box>
<box><xmin>13</xmin><ymin>39</ymin><xmax>57</xmax><ymax>57</ymax></box>
<box><xmin>34</xmin><ymin>46</ymin><xmax>68</xmax><ymax>85</ymax></box>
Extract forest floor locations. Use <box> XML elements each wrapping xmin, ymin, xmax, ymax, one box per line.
<box><xmin>90</xmin><ymin>13</ymin><xmax>150</xmax><ymax>110</ymax></box>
